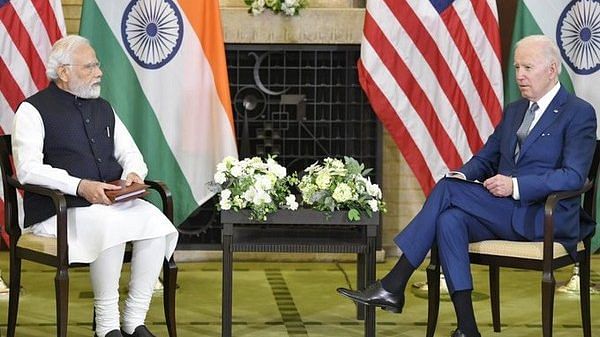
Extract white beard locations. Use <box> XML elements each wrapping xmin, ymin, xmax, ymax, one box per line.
<box><xmin>71</xmin><ymin>83</ymin><xmax>101</xmax><ymax>99</ymax></box>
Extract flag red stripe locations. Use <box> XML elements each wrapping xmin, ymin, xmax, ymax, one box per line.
<box><xmin>358</xmin><ymin>61</ymin><xmax>436</xmax><ymax>193</ymax></box>
<box><xmin>384</xmin><ymin>0</ymin><xmax>484</xmax><ymax>153</ymax></box>
<box><xmin>473</xmin><ymin>0</ymin><xmax>503</xmax><ymax>66</ymax></box>
<box><xmin>441</xmin><ymin>6</ymin><xmax>502</xmax><ymax>127</ymax></box>
<box><xmin>31</xmin><ymin>0</ymin><xmax>63</xmax><ymax>44</ymax></box>
<box><xmin>0</xmin><ymin>58</ymin><xmax>26</xmax><ymax>112</ymax></box>
<box><xmin>0</xmin><ymin>3</ymin><xmax>48</xmax><ymax>91</ymax></box>
<box><xmin>363</xmin><ymin>12</ymin><xmax>464</xmax><ymax>169</ymax></box>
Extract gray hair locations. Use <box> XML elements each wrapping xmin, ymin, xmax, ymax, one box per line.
<box><xmin>46</xmin><ymin>35</ymin><xmax>91</xmax><ymax>80</ymax></box>
<box><xmin>515</xmin><ymin>35</ymin><xmax>562</xmax><ymax>75</ymax></box>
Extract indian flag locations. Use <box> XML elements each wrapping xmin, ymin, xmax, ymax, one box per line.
<box><xmin>506</xmin><ymin>0</ymin><xmax>600</xmax><ymax>251</ymax></box>
<box><xmin>79</xmin><ymin>0</ymin><xmax>237</xmax><ymax>225</ymax></box>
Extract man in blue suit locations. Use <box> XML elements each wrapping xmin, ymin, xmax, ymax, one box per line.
<box><xmin>337</xmin><ymin>35</ymin><xmax>597</xmax><ymax>337</ymax></box>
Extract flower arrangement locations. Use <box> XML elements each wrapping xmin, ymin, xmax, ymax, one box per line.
<box><xmin>245</xmin><ymin>0</ymin><xmax>308</xmax><ymax>16</ymax></box>
<box><xmin>212</xmin><ymin>156</ymin><xmax>298</xmax><ymax>221</ymax></box>
<box><xmin>298</xmin><ymin>157</ymin><xmax>386</xmax><ymax>221</ymax></box>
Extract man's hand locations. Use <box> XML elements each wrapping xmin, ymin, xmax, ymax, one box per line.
<box><xmin>483</xmin><ymin>174</ymin><xmax>513</xmax><ymax>197</ymax></box>
<box><xmin>124</xmin><ymin>172</ymin><xmax>144</xmax><ymax>186</ymax></box>
<box><xmin>77</xmin><ymin>179</ymin><xmax>120</xmax><ymax>205</ymax></box>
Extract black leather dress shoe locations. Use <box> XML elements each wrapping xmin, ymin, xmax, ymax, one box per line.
<box><xmin>450</xmin><ymin>329</ymin><xmax>481</xmax><ymax>337</ymax></box>
<box><xmin>336</xmin><ymin>280</ymin><xmax>404</xmax><ymax>313</ymax></box>
<box><xmin>95</xmin><ymin>330</ymin><xmax>124</xmax><ymax>337</ymax></box>
<box><xmin>121</xmin><ymin>325</ymin><xmax>156</xmax><ymax>337</ymax></box>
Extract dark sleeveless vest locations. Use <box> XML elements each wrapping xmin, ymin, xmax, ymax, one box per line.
<box><xmin>22</xmin><ymin>82</ymin><xmax>123</xmax><ymax>226</ymax></box>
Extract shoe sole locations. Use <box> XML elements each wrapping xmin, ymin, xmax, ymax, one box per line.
<box><xmin>340</xmin><ymin>294</ymin><xmax>403</xmax><ymax>314</ymax></box>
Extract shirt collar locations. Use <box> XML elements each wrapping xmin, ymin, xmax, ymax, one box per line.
<box><xmin>531</xmin><ymin>82</ymin><xmax>561</xmax><ymax>113</ymax></box>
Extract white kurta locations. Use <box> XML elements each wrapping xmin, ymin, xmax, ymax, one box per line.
<box><xmin>12</xmin><ymin>102</ymin><xmax>178</xmax><ymax>263</ymax></box>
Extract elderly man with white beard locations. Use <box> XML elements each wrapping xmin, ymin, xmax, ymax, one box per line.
<box><xmin>12</xmin><ymin>35</ymin><xmax>178</xmax><ymax>337</ymax></box>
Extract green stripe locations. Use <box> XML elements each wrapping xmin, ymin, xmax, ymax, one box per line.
<box><xmin>504</xmin><ymin>1</ymin><xmax>574</xmax><ymax>106</ymax></box>
<box><xmin>79</xmin><ymin>0</ymin><xmax>198</xmax><ymax>225</ymax></box>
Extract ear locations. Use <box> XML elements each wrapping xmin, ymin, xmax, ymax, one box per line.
<box><xmin>548</xmin><ymin>61</ymin><xmax>558</xmax><ymax>78</ymax></box>
<box><xmin>57</xmin><ymin>65</ymin><xmax>69</xmax><ymax>83</ymax></box>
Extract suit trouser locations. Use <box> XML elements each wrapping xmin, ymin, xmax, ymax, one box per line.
<box><xmin>394</xmin><ymin>178</ymin><xmax>526</xmax><ymax>294</ymax></box>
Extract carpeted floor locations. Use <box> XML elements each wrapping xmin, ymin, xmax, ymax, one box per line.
<box><xmin>0</xmin><ymin>251</ymin><xmax>599</xmax><ymax>337</ymax></box>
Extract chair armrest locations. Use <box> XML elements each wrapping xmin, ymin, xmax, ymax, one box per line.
<box><xmin>7</xmin><ymin>175</ymin><xmax>69</xmax><ymax>262</ymax></box>
<box><xmin>542</xmin><ymin>179</ymin><xmax>592</xmax><ymax>266</ymax></box>
<box><xmin>144</xmin><ymin>179</ymin><xmax>173</xmax><ymax>222</ymax></box>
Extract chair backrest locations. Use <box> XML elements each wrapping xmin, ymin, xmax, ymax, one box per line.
<box><xmin>0</xmin><ymin>135</ymin><xmax>19</xmax><ymax>239</ymax></box>
<box><xmin>582</xmin><ymin>140</ymin><xmax>600</xmax><ymax>219</ymax></box>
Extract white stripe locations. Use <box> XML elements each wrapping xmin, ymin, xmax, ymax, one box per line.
<box><xmin>0</xmin><ymin>24</ymin><xmax>38</xmax><ymax>99</ymax></box>
<box><xmin>96</xmin><ymin>0</ymin><xmax>237</xmax><ymax>205</ymax></box>
<box><xmin>0</xmin><ymin>93</ymin><xmax>15</xmax><ymax>133</ymax></box>
<box><xmin>452</xmin><ymin>0</ymin><xmax>503</xmax><ymax>119</ymax></box>
<box><xmin>406</xmin><ymin>0</ymin><xmax>497</xmax><ymax>147</ymax></box>
<box><xmin>48</xmin><ymin>0</ymin><xmax>67</xmax><ymax>36</ymax></box>
<box><xmin>361</xmin><ymin>39</ymin><xmax>448</xmax><ymax>181</ymax></box>
<box><xmin>11</xmin><ymin>0</ymin><xmax>54</xmax><ymax>58</ymax></box>
<box><xmin>369</xmin><ymin>0</ymin><xmax>472</xmax><ymax>163</ymax></box>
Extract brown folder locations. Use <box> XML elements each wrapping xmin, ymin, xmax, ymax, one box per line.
<box><xmin>105</xmin><ymin>179</ymin><xmax>150</xmax><ymax>203</ymax></box>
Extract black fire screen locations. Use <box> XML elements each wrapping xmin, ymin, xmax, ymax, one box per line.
<box><xmin>177</xmin><ymin>44</ymin><xmax>382</xmax><ymax>250</ymax></box>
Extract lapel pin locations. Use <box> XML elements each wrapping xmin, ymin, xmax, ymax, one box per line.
<box><xmin>553</xmin><ymin>109</ymin><xmax>559</xmax><ymax>113</ymax></box>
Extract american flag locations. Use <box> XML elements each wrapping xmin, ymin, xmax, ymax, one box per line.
<box><xmin>0</xmin><ymin>0</ymin><xmax>65</xmax><ymax>245</ymax></box>
<box><xmin>359</xmin><ymin>0</ymin><xmax>503</xmax><ymax>195</ymax></box>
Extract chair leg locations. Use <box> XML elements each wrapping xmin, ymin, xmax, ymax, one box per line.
<box><xmin>7</xmin><ymin>256</ymin><xmax>22</xmax><ymax>337</ymax></box>
<box><xmin>489</xmin><ymin>265</ymin><xmax>501</xmax><ymax>332</ymax></box>
<box><xmin>163</xmin><ymin>258</ymin><xmax>178</xmax><ymax>337</ymax></box>
<box><xmin>579</xmin><ymin>254</ymin><xmax>591</xmax><ymax>337</ymax></box>
<box><xmin>541</xmin><ymin>271</ymin><xmax>555</xmax><ymax>337</ymax></box>
<box><xmin>55</xmin><ymin>268</ymin><xmax>69</xmax><ymax>337</ymax></box>
<box><xmin>426</xmin><ymin>250</ymin><xmax>441</xmax><ymax>337</ymax></box>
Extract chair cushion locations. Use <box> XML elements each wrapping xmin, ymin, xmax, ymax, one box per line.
<box><xmin>17</xmin><ymin>232</ymin><xmax>57</xmax><ymax>256</ymax></box>
<box><xmin>468</xmin><ymin>240</ymin><xmax>585</xmax><ymax>260</ymax></box>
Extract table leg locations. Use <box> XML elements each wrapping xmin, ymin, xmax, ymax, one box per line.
<box><xmin>356</xmin><ymin>253</ymin><xmax>366</xmax><ymax>320</ymax></box>
<box><xmin>222</xmin><ymin>228</ymin><xmax>233</xmax><ymax>337</ymax></box>
<box><xmin>364</xmin><ymin>235</ymin><xmax>377</xmax><ymax>337</ymax></box>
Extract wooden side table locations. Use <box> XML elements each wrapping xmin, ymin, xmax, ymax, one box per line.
<box><xmin>220</xmin><ymin>209</ymin><xmax>379</xmax><ymax>337</ymax></box>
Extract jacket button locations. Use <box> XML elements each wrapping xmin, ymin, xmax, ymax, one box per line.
<box><xmin>90</xmin><ymin>138</ymin><xmax>95</xmax><ymax>143</ymax></box>
<box><xmin>85</xmin><ymin>119</ymin><xmax>90</xmax><ymax>123</ymax></box>
<box><xmin>97</xmin><ymin>158</ymin><xmax>102</xmax><ymax>163</ymax></box>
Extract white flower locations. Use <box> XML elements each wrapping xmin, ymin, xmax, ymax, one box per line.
<box><xmin>252</xmin><ymin>188</ymin><xmax>272</xmax><ymax>205</ymax></box>
<box><xmin>219</xmin><ymin>189</ymin><xmax>232</xmax><ymax>210</ymax></box>
<box><xmin>214</xmin><ymin>171</ymin><xmax>226</xmax><ymax>184</ymax></box>
<box><xmin>366</xmin><ymin>181</ymin><xmax>382</xmax><ymax>199</ymax></box>
<box><xmin>332</xmin><ymin>183</ymin><xmax>353</xmax><ymax>203</ymax></box>
<box><xmin>315</xmin><ymin>172</ymin><xmax>331</xmax><ymax>189</ymax></box>
<box><xmin>230</xmin><ymin>165</ymin><xmax>243</xmax><ymax>178</ymax></box>
<box><xmin>221</xmin><ymin>189</ymin><xmax>232</xmax><ymax>200</ymax></box>
<box><xmin>255</xmin><ymin>174</ymin><xmax>274</xmax><ymax>191</ymax></box>
<box><xmin>297</xmin><ymin>156</ymin><xmax>386</xmax><ymax>220</ymax></box>
<box><xmin>285</xmin><ymin>194</ymin><xmax>298</xmax><ymax>210</ymax></box>
<box><xmin>267</xmin><ymin>157</ymin><xmax>287</xmax><ymax>178</ymax></box>
<box><xmin>367</xmin><ymin>199</ymin><xmax>379</xmax><ymax>212</ymax></box>
<box><xmin>212</xmin><ymin>155</ymin><xmax>295</xmax><ymax>221</ymax></box>
<box><xmin>220</xmin><ymin>199</ymin><xmax>232</xmax><ymax>210</ymax></box>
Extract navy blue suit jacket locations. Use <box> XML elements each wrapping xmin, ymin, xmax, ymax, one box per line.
<box><xmin>459</xmin><ymin>86</ymin><xmax>597</xmax><ymax>254</ymax></box>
